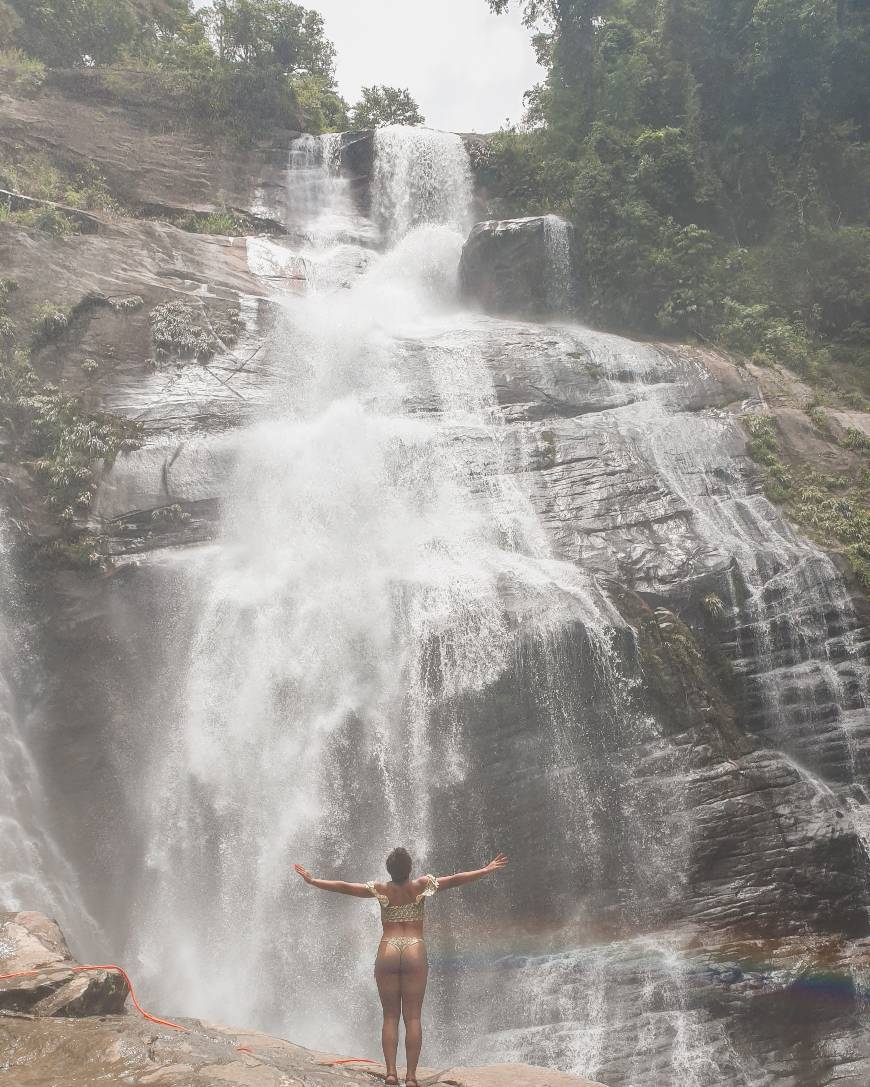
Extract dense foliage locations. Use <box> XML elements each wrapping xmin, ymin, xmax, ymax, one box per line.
<box><xmin>3</xmin><ymin>0</ymin><xmax>195</xmax><ymax>67</ymax></box>
<box><xmin>1</xmin><ymin>0</ymin><xmax>349</xmax><ymax>137</ymax></box>
<box><xmin>485</xmin><ymin>0</ymin><xmax>870</xmax><ymax>393</ymax></box>
<box><xmin>351</xmin><ymin>85</ymin><xmax>425</xmax><ymax>129</ymax></box>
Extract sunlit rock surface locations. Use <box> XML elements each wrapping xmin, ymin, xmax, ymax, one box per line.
<box><xmin>0</xmin><ymin>911</ymin><xmax>126</xmax><ymax>1016</ymax></box>
<box><xmin>1</xmin><ymin>1016</ymin><xmax>608</xmax><ymax>1087</ymax></box>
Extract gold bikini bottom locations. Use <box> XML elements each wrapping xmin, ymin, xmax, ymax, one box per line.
<box><xmin>380</xmin><ymin>936</ymin><xmax>424</xmax><ymax>954</ymax></box>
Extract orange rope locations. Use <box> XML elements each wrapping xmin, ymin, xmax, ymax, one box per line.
<box><xmin>318</xmin><ymin>1057</ymin><xmax>378</xmax><ymax>1066</ymax></box>
<box><xmin>0</xmin><ymin>963</ymin><xmax>377</xmax><ymax>1064</ymax></box>
<box><xmin>0</xmin><ymin>963</ymin><xmax>191</xmax><ymax>1033</ymax></box>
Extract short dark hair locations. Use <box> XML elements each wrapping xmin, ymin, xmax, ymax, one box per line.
<box><xmin>386</xmin><ymin>847</ymin><xmax>412</xmax><ymax>883</ymax></box>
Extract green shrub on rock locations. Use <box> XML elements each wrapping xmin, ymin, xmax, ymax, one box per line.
<box><xmin>149</xmin><ymin>301</ymin><xmax>214</xmax><ymax>361</ymax></box>
<box><xmin>0</xmin><ymin>48</ymin><xmax>45</xmax><ymax>93</ymax></box>
<box><xmin>743</xmin><ymin>413</ymin><xmax>870</xmax><ymax>590</ymax></box>
<box><xmin>30</xmin><ymin>303</ymin><xmax>70</xmax><ymax>346</ymax></box>
<box><xmin>0</xmin><ymin>351</ymin><xmax>142</xmax><ymax>522</ymax></box>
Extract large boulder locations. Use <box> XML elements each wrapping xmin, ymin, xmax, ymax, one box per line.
<box><xmin>459</xmin><ymin>215</ymin><xmax>577</xmax><ymax>318</ymax></box>
<box><xmin>0</xmin><ymin>911</ymin><xmax>127</xmax><ymax>1016</ymax></box>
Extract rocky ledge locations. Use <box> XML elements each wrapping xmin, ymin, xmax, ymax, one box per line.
<box><xmin>459</xmin><ymin>215</ymin><xmax>577</xmax><ymax>318</ymax></box>
<box><xmin>0</xmin><ymin>912</ymin><xmax>606</xmax><ymax>1087</ymax></box>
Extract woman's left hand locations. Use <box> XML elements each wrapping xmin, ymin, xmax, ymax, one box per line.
<box><xmin>485</xmin><ymin>852</ymin><xmax>509</xmax><ymax>873</ymax></box>
<box><xmin>294</xmin><ymin>863</ymin><xmax>314</xmax><ymax>884</ymax></box>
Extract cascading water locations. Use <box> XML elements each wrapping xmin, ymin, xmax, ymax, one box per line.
<box><xmin>126</xmin><ymin>129</ymin><xmax>654</xmax><ymax>1059</ymax></box>
<box><xmin>0</xmin><ymin>521</ymin><xmax>91</xmax><ymax>929</ymax></box>
<box><xmin>543</xmin><ymin>214</ymin><xmax>573</xmax><ymax>313</ymax></box>
<box><xmin>63</xmin><ymin>124</ymin><xmax>867</xmax><ymax>1087</ymax></box>
<box><xmin>373</xmin><ymin>126</ymin><xmax>473</xmax><ymax>245</ymax></box>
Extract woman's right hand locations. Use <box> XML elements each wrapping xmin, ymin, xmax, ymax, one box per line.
<box><xmin>294</xmin><ymin>863</ymin><xmax>314</xmax><ymax>884</ymax></box>
<box><xmin>485</xmin><ymin>852</ymin><xmax>509</xmax><ymax>873</ymax></box>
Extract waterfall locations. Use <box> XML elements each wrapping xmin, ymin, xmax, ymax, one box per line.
<box><xmin>543</xmin><ymin>214</ymin><xmax>573</xmax><ymax>313</ymax></box>
<box><xmin>86</xmin><ymin>124</ymin><xmax>869</xmax><ymax>1085</ymax></box>
<box><xmin>585</xmin><ymin>331</ymin><xmax>870</xmax><ymax>799</ymax></box>
<box><xmin>0</xmin><ymin>521</ymin><xmax>92</xmax><ymax>930</ymax></box>
<box><xmin>126</xmin><ymin>128</ymin><xmax>630</xmax><ymax>1054</ymax></box>
<box><xmin>372</xmin><ymin>126</ymin><xmax>473</xmax><ymax>245</ymax></box>
<box><xmin>285</xmin><ymin>132</ymin><xmax>363</xmax><ymax>249</ymax></box>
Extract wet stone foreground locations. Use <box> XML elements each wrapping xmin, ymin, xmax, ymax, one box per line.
<box><xmin>0</xmin><ymin>912</ymin><xmax>605</xmax><ymax>1086</ymax></box>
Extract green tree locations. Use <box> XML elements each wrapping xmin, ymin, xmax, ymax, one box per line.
<box><xmin>484</xmin><ymin>0</ymin><xmax>870</xmax><ymax>391</ymax></box>
<box><xmin>291</xmin><ymin>72</ymin><xmax>349</xmax><ymax>132</ymax></box>
<box><xmin>204</xmin><ymin>0</ymin><xmax>335</xmax><ymax>79</ymax></box>
<box><xmin>7</xmin><ymin>0</ymin><xmax>194</xmax><ymax>67</ymax></box>
<box><xmin>351</xmin><ymin>85</ymin><xmax>425</xmax><ymax>129</ymax></box>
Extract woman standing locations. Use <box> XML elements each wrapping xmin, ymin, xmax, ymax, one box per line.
<box><xmin>294</xmin><ymin>847</ymin><xmax>509</xmax><ymax>1087</ymax></box>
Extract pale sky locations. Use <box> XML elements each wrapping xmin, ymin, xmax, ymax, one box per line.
<box><xmin>313</xmin><ymin>0</ymin><xmax>543</xmax><ymax>132</ymax></box>
<box><xmin>194</xmin><ymin>0</ymin><xmax>543</xmax><ymax>132</ymax></box>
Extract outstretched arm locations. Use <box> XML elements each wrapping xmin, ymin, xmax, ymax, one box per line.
<box><xmin>293</xmin><ymin>864</ymin><xmax>372</xmax><ymax>898</ymax></box>
<box><xmin>436</xmin><ymin>852</ymin><xmax>509</xmax><ymax>890</ymax></box>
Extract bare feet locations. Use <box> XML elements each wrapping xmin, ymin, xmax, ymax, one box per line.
<box><xmin>384</xmin><ymin>1075</ymin><xmax>398</xmax><ymax>1086</ymax></box>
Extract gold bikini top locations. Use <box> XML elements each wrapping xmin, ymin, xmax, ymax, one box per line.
<box><xmin>366</xmin><ymin>874</ymin><xmax>439</xmax><ymax>923</ymax></box>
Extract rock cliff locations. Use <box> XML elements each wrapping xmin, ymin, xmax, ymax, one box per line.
<box><xmin>1</xmin><ymin>81</ymin><xmax>869</xmax><ymax>1087</ymax></box>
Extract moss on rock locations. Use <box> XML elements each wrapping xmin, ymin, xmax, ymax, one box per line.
<box><xmin>0</xmin><ymin>349</ymin><xmax>142</xmax><ymax>566</ymax></box>
<box><xmin>610</xmin><ymin>585</ymin><xmax>746</xmax><ymax>754</ymax></box>
<box><xmin>743</xmin><ymin>413</ymin><xmax>870</xmax><ymax>591</ymax></box>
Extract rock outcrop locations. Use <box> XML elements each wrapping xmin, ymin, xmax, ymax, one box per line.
<box><xmin>0</xmin><ymin>84</ymin><xmax>296</xmax><ymax>227</ymax></box>
<box><xmin>459</xmin><ymin>215</ymin><xmax>577</xmax><ymax>317</ymax></box>
<box><xmin>0</xmin><ymin>913</ymin><xmax>606</xmax><ymax>1087</ymax></box>
<box><xmin>0</xmin><ymin>911</ymin><xmax>126</xmax><ymax>1016</ymax></box>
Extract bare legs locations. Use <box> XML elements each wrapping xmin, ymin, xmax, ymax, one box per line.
<box><xmin>375</xmin><ymin>945</ymin><xmax>401</xmax><ymax>1083</ymax></box>
<box><xmin>375</xmin><ymin>941</ymin><xmax>429</xmax><ymax>1085</ymax></box>
<box><xmin>399</xmin><ymin>942</ymin><xmax>428</xmax><ymax>1084</ymax></box>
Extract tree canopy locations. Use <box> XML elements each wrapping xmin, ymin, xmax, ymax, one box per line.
<box><xmin>2</xmin><ymin>0</ymin><xmax>349</xmax><ymax>137</ymax></box>
<box><xmin>205</xmin><ymin>0</ymin><xmax>335</xmax><ymax>79</ymax></box>
<box><xmin>484</xmin><ymin>0</ymin><xmax>870</xmax><ymax>391</ymax></box>
<box><xmin>5</xmin><ymin>0</ymin><xmax>196</xmax><ymax>67</ymax></box>
<box><xmin>351</xmin><ymin>85</ymin><xmax>425</xmax><ymax>129</ymax></box>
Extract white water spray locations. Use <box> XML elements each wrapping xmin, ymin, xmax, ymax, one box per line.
<box><xmin>129</xmin><ymin>129</ymin><xmax>615</xmax><ymax>1054</ymax></box>
<box><xmin>0</xmin><ymin>522</ymin><xmax>93</xmax><ymax>930</ymax></box>
<box><xmin>373</xmin><ymin>126</ymin><xmax>473</xmax><ymax>245</ymax></box>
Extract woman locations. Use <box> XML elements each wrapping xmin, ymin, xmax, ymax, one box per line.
<box><xmin>294</xmin><ymin>847</ymin><xmax>508</xmax><ymax>1087</ymax></box>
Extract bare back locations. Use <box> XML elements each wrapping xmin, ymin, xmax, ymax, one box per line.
<box><xmin>372</xmin><ymin>875</ymin><xmax>431</xmax><ymax>938</ymax></box>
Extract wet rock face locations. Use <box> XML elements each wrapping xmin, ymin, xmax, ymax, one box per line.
<box><xmin>459</xmin><ymin>215</ymin><xmax>577</xmax><ymax>318</ymax></box>
<box><xmin>338</xmin><ymin>129</ymin><xmax>375</xmax><ymax>214</ymax></box>
<box><xmin>0</xmin><ymin>911</ymin><xmax>126</xmax><ymax>1016</ymax></box>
